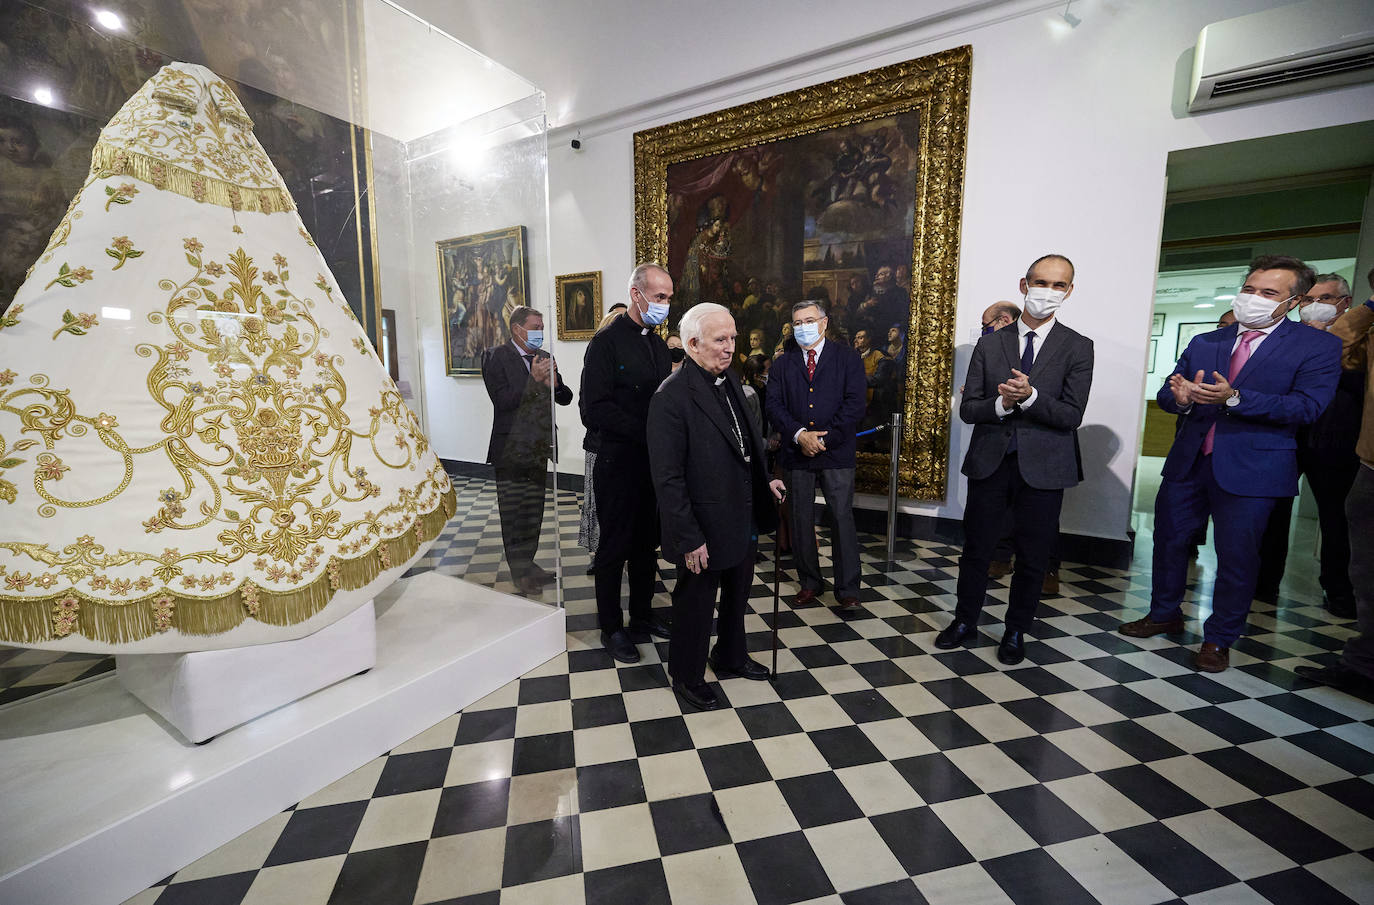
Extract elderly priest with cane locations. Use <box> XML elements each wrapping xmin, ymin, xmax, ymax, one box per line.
<box><xmin>648</xmin><ymin>302</ymin><xmax>787</xmax><ymax>711</ymax></box>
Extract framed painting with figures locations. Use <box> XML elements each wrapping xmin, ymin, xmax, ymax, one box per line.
<box><xmin>555</xmin><ymin>271</ymin><xmax>601</xmax><ymax>341</ymax></box>
<box><xmin>633</xmin><ymin>47</ymin><xmax>971</xmax><ymax>499</ymax></box>
<box><xmin>437</xmin><ymin>226</ymin><xmax>531</xmax><ymax>376</ymax></box>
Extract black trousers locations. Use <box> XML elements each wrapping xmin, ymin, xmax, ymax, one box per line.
<box><xmin>592</xmin><ymin>443</ymin><xmax>660</xmax><ymax>633</ymax></box>
<box><xmin>667</xmin><ymin>542</ymin><xmax>756</xmax><ymax>686</ymax></box>
<box><xmin>1256</xmin><ymin>449</ymin><xmax>1359</xmax><ymax>602</ymax></box>
<box><xmin>494</xmin><ymin>460</ymin><xmax>548</xmax><ymax>581</ymax></box>
<box><xmin>956</xmin><ymin>453</ymin><xmax>1063</xmax><ymax>632</ymax></box>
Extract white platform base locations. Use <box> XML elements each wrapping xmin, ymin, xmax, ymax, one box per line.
<box><xmin>116</xmin><ymin>600</ymin><xmax>378</xmax><ymax>744</ymax></box>
<box><xmin>0</xmin><ymin>572</ymin><xmax>564</xmax><ymax>905</ymax></box>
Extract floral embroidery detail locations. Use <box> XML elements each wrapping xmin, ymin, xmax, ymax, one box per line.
<box><xmin>52</xmin><ymin>309</ymin><xmax>99</xmax><ymax>339</ymax></box>
<box><xmin>326</xmin><ymin>560</ymin><xmax>341</xmax><ymax>589</ymax></box>
<box><xmin>34</xmin><ymin>573</ymin><xmax>58</xmax><ymax>589</ymax></box>
<box><xmin>134</xmin><ymin>576</ymin><xmax>153</xmax><ymax>591</ymax></box>
<box><xmin>352</xmin><ymin>337</ymin><xmax>369</xmax><ymax>355</ymax></box>
<box><xmin>109</xmin><ymin>578</ymin><xmax>132</xmax><ymax>596</ymax></box>
<box><xmin>204</xmin><ymin>261</ymin><xmax>225</xmax><ymax>277</ymax></box>
<box><xmin>44</xmin><ymin>263</ymin><xmax>95</xmax><ymax>290</ymax></box>
<box><xmin>34</xmin><ymin>454</ymin><xmax>70</xmax><ymax>482</ymax></box>
<box><xmin>152</xmin><ymin>595</ymin><xmax>175</xmax><ymax>632</ymax></box>
<box><xmin>183</xmin><ymin>237</ymin><xmax>204</xmax><ymax>255</ymax></box>
<box><xmin>106</xmin><ymin>235</ymin><xmax>144</xmax><ymax>270</ymax></box>
<box><xmin>143</xmin><ymin>487</ymin><xmax>187</xmax><ymax>532</ymax></box>
<box><xmin>299</xmin><ymin>228</ymin><xmax>315</xmax><ymax>247</ymax></box>
<box><xmin>0</xmin><ymin>303</ymin><xmax>22</xmax><ymax>331</ymax></box>
<box><xmin>0</xmin><ymin>369</ymin><xmax>16</xmax><ymax>386</ymax></box>
<box><xmin>95</xmin><ymin>413</ymin><xmax>118</xmax><ymax>430</ymax></box>
<box><xmin>242</xmin><ymin>583</ymin><xmax>260</xmax><ymax>616</ymax></box>
<box><xmin>378</xmin><ymin>545</ymin><xmax>392</xmax><ymax>570</ymax></box>
<box><xmin>233</xmin><ymin>225</ymin><xmax>244</xmax><ymax>234</ymax></box>
<box><xmin>104</xmin><ymin>182</ymin><xmax>139</xmax><ymax>211</ymax></box>
<box><xmin>4</xmin><ymin>572</ymin><xmax>33</xmax><ymax>591</ymax></box>
<box><xmin>52</xmin><ymin>595</ymin><xmax>80</xmax><ymax>637</ymax></box>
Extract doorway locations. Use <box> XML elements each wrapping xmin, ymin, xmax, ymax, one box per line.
<box><xmin>1133</xmin><ymin>120</ymin><xmax>1374</xmax><ymax>599</ymax></box>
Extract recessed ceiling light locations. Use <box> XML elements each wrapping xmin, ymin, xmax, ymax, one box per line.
<box><xmin>94</xmin><ymin>9</ymin><xmax>123</xmax><ymax>30</ymax></box>
<box><xmin>33</xmin><ymin>86</ymin><xmax>55</xmax><ymax>106</ymax></box>
<box><xmin>1213</xmin><ymin>293</ymin><xmax>1235</xmax><ymax>301</ymax></box>
<box><xmin>1193</xmin><ymin>302</ymin><xmax>1216</xmax><ymax>309</ymax></box>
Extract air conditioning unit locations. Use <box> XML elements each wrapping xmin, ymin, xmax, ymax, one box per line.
<box><xmin>1188</xmin><ymin>0</ymin><xmax>1374</xmax><ymax>113</ymax></box>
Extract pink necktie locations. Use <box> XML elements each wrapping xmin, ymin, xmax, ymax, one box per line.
<box><xmin>806</xmin><ymin>348</ymin><xmax>816</xmax><ymax>381</ymax></box>
<box><xmin>1202</xmin><ymin>330</ymin><xmax>1262</xmax><ymax>455</ymax></box>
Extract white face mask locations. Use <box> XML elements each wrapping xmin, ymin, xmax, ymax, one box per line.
<box><xmin>1298</xmin><ymin>302</ymin><xmax>1339</xmax><ymax>325</ymax></box>
<box><xmin>1231</xmin><ymin>292</ymin><xmax>1287</xmax><ymax>328</ymax></box>
<box><xmin>1023</xmin><ymin>286</ymin><xmax>1065</xmax><ymax>320</ymax></box>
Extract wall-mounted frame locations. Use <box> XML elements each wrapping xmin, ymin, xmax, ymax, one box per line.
<box><xmin>1175</xmin><ymin>321</ymin><xmax>1217</xmax><ymax>359</ymax></box>
<box><xmin>1151</xmin><ymin>313</ymin><xmax>1165</xmax><ymax>336</ymax></box>
<box><xmin>437</xmin><ymin>225</ymin><xmax>531</xmax><ymax>377</ymax></box>
<box><xmin>555</xmin><ymin>271</ymin><xmax>602</xmax><ymax>341</ymax></box>
<box><xmin>632</xmin><ymin>47</ymin><xmax>972</xmax><ymax>499</ymax></box>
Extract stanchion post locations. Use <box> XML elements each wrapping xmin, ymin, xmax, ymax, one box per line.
<box><xmin>886</xmin><ymin>412</ymin><xmax>901</xmax><ymax>567</ymax></box>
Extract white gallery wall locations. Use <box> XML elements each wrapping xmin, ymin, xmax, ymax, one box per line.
<box><xmin>400</xmin><ymin>0</ymin><xmax>1374</xmax><ymax>543</ymax></box>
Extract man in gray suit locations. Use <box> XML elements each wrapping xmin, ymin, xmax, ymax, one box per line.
<box><xmin>936</xmin><ymin>254</ymin><xmax>1094</xmax><ymax>664</ymax></box>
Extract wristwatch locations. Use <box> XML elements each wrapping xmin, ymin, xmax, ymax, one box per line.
<box><xmin>1225</xmin><ymin>389</ymin><xmax>1240</xmax><ymax>408</ymax></box>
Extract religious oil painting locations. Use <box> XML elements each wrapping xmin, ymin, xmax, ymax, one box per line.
<box><xmin>0</xmin><ymin>0</ymin><xmax>383</xmax><ymax>346</ymax></box>
<box><xmin>438</xmin><ymin>226</ymin><xmax>532</xmax><ymax>376</ymax></box>
<box><xmin>555</xmin><ymin>270</ymin><xmax>602</xmax><ymax>341</ymax></box>
<box><xmin>634</xmin><ymin>47</ymin><xmax>971</xmax><ymax>499</ymax></box>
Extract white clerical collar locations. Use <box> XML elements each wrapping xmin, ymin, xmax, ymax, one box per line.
<box><xmin>714</xmin><ymin>375</ymin><xmax>725</xmax><ymax>386</ymax></box>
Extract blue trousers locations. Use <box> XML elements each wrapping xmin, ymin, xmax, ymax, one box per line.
<box><xmin>1149</xmin><ymin>454</ymin><xmax>1278</xmax><ymax>647</ymax></box>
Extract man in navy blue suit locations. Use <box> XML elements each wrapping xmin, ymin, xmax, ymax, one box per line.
<box><xmin>766</xmin><ymin>299</ymin><xmax>868</xmax><ymax>609</ymax></box>
<box><xmin>1120</xmin><ymin>255</ymin><xmax>1341</xmax><ymax>672</ymax></box>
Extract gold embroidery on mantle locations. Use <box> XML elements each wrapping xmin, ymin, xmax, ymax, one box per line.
<box><xmin>89</xmin><ymin>144</ymin><xmax>295</xmax><ymax>214</ymax></box>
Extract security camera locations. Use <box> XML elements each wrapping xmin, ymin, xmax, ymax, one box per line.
<box><xmin>570</xmin><ymin>138</ymin><xmax>582</xmax><ymax>151</ymax></box>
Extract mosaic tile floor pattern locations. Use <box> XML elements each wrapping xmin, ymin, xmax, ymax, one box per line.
<box><xmin>50</xmin><ymin>474</ymin><xmax>1374</xmax><ymax>904</ymax></box>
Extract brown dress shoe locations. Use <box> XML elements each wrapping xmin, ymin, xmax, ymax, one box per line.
<box><xmin>1195</xmin><ymin>643</ymin><xmax>1230</xmax><ymax>673</ymax></box>
<box><xmin>837</xmin><ymin>595</ymin><xmax>860</xmax><ymax>610</ymax></box>
<box><xmin>794</xmin><ymin>588</ymin><xmax>818</xmax><ymax>606</ymax></box>
<box><xmin>988</xmin><ymin>560</ymin><xmax>1012</xmax><ymax>579</ymax></box>
<box><xmin>1118</xmin><ymin>615</ymin><xmax>1184</xmax><ymax>638</ymax></box>
<box><xmin>1042</xmin><ymin>570</ymin><xmax>1060</xmax><ymax>596</ymax></box>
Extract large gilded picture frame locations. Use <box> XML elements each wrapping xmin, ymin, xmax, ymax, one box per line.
<box><xmin>437</xmin><ymin>225</ymin><xmax>532</xmax><ymax>377</ymax></box>
<box><xmin>633</xmin><ymin>46</ymin><xmax>971</xmax><ymax>500</ymax></box>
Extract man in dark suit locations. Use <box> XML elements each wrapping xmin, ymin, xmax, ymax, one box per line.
<box><xmin>482</xmin><ymin>306</ymin><xmax>572</xmax><ymax>595</ymax></box>
<box><xmin>1120</xmin><ymin>255</ymin><xmax>1341</xmax><ymax>672</ymax></box>
<box><xmin>581</xmin><ymin>264</ymin><xmax>674</xmax><ymax>663</ymax></box>
<box><xmin>938</xmin><ymin>254</ymin><xmax>1094</xmax><ymax>665</ymax></box>
<box><xmin>1251</xmin><ymin>274</ymin><xmax>1360</xmax><ymax>616</ymax></box>
<box><xmin>648</xmin><ymin>303</ymin><xmax>786</xmax><ymax>711</ymax></box>
<box><xmin>766</xmin><ymin>300</ymin><xmax>867</xmax><ymax>609</ymax></box>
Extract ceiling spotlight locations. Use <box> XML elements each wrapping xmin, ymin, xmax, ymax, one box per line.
<box><xmin>1061</xmin><ymin>1</ymin><xmax>1081</xmax><ymax>27</ymax></box>
<box><xmin>94</xmin><ymin>8</ymin><xmax>124</xmax><ymax>30</ymax></box>
<box><xmin>33</xmin><ymin>86</ymin><xmax>55</xmax><ymax>106</ymax></box>
<box><xmin>1193</xmin><ymin>302</ymin><xmax>1216</xmax><ymax>309</ymax></box>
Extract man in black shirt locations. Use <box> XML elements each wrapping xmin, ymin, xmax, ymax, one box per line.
<box><xmin>580</xmin><ymin>263</ymin><xmax>675</xmax><ymax>662</ymax></box>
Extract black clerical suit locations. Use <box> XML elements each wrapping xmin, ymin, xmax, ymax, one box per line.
<box><xmin>580</xmin><ymin>314</ymin><xmax>671</xmax><ymax>632</ymax></box>
<box><xmin>647</xmin><ymin>359</ymin><xmax>778</xmax><ymax>686</ymax></box>
<box><xmin>482</xmin><ymin>341</ymin><xmax>571</xmax><ymax>584</ymax></box>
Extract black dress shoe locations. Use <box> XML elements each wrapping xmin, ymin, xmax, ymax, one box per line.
<box><xmin>934</xmin><ymin>620</ymin><xmax>976</xmax><ymax>650</ymax></box>
<box><xmin>1296</xmin><ymin>664</ymin><xmax>1374</xmax><ymax>699</ymax></box>
<box><xmin>709</xmin><ymin>651</ymin><xmax>771</xmax><ymax>680</ymax></box>
<box><xmin>528</xmin><ymin>565</ymin><xmax>557</xmax><ymax>585</ymax></box>
<box><xmin>673</xmin><ymin>681</ymin><xmax>720</xmax><ymax>711</ymax></box>
<box><xmin>997</xmin><ymin>629</ymin><xmax>1026</xmax><ymax>665</ymax></box>
<box><xmin>1323</xmin><ymin>595</ymin><xmax>1357</xmax><ymax>620</ymax></box>
<box><xmin>628</xmin><ymin>615</ymin><xmax>672</xmax><ymax>639</ymax></box>
<box><xmin>601</xmin><ymin>629</ymin><xmax>640</xmax><ymax>664</ymax></box>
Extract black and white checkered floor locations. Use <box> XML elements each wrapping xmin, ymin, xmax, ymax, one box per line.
<box><xmin>80</xmin><ymin>474</ymin><xmax>1374</xmax><ymax>903</ymax></box>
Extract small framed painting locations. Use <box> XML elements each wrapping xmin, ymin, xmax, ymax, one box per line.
<box><xmin>555</xmin><ymin>271</ymin><xmax>602</xmax><ymax>341</ymax></box>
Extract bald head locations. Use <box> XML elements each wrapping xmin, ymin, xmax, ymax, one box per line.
<box><xmin>981</xmin><ymin>302</ymin><xmax>1019</xmax><ymax>333</ymax></box>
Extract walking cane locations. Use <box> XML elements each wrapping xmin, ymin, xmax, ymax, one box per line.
<box><xmin>771</xmin><ymin>491</ymin><xmax>785</xmax><ymax>679</ymax></box>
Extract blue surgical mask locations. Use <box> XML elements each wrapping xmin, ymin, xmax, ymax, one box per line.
<box><xmin>643</xmin><ymin>301</ymin><xmax>670</xmax><ymax>326</ymax></box>
<box><xmin>793</xmin><ymin>322</ymin><xmax>821</xmax><ymax>347</ymax></box>
<box><xmin>981</xmin><ymin>324</ymin><xmax>995</xmax><ymax>335</ymax></box>
<box><xmin>523</xmin><ymin>329</ymin><xmax>544</xmax><ymax>350</ymax></box>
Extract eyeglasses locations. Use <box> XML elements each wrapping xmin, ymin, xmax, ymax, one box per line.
<box><xmin>791</xmin><ymin>316</ymin><xmax>824</xmax><ymax>327</ymax></box>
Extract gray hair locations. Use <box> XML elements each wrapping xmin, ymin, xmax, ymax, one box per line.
<box><xmin>791</xmin><ymin>299</ymin><xmax>827</xmax><ymax>318</ymax></box>
<box><xmin>680</xmin><ymin>302</ymin><xmax>731</xmax><ymax>346</ymax></box>
<box><xmin>628</xmin><ymin>262</ymin><xmax>668</xmax><ymax>296</ymax></box>
<box><xmin>1313</xmin><ymin>273</ymin><xmax>1351</xmax><ymax>297</ymax></box>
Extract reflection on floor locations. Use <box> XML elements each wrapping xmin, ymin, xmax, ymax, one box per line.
<box><xmin>36</xmin><ymin>473</ymin><xmax>1374</xmax><ymax>904</ymax></box>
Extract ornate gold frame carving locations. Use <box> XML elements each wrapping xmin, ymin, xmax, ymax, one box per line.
<box><xmin>633</xmin><ymin>46</ymin><xmax>971</xmax><ymax>500</ymax></box>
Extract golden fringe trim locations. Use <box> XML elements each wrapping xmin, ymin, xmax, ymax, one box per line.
<box><xmin>88</xmin><ymin>143</ymin><xmax>296</xmax><ymax>214</ymax></box>
<box><xmin>0</xmin><ymin>485</ymin><xmax>455</xmax><ymax>646</ymax></box>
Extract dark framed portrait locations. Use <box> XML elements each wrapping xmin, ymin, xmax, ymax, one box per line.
<box><xmin>437</xmin><ymin>225</ymin><xmax>531</xmax><ymax>377</ymax></box>
<box><xmin>633</xmin><ymin>47</ymin><xmax>972</xmax><ymax>500</ymax></box>
<box><xmin>555</xmin><ymin>271</ymin><xmax>602</xmax><ymax>341</ymax></box>
<box><xmin>0</xmin><ymin>0</ymin><xmax>384</xmax><ymax>347</ymax></box>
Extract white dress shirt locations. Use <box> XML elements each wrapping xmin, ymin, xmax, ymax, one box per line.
<box><xmin>995</xmin><ymin>316</ymin><xmax>1057</xmax><ymax>418</ymax></box>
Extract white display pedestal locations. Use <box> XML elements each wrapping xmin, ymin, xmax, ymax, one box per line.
<box><xmin>0</xmin><ymin>572</ymin><xmax>565</xmax><ymax>905</ymax></box>
<box><xmin>116</xmin><ymin>601</ymin><xmax>378</xmax><ymax>744</ymax></box>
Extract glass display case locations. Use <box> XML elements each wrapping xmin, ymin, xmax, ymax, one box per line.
<box><xmin>0</xmin><ymin>4</ymin><xmax>564</xmax><ymax>902</ymax></box>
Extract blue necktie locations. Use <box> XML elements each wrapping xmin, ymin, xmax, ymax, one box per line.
<box><xmin>1008</xmin><ymin>331</ymin><xmax>1035</xmax><ymax>453</ymax></box>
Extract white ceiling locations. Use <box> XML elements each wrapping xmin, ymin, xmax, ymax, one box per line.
<box><xmin>392</xmin><ymin>0</ymin><xmax>1025</xmax><ymax>129</ymax></box>
<box><xmin>1154</xmin><ymin>258</ymin><xmax>1356</xmax><ymax>313</ymax></box>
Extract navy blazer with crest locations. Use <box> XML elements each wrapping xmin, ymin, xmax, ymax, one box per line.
<box><xmin>1158</xmin><ymin>318</ymin><xmax>1340</xmax><ymax>498</ymax></box>
<box><xmin>647</xmin><ymin>360</ymin><xmax>778</xmax><ymax>569</ymax></box>
<box><xmin>960</xmin><ymin>319</ymin><xmax>1094</xmax><ymax>490</ymax></box>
